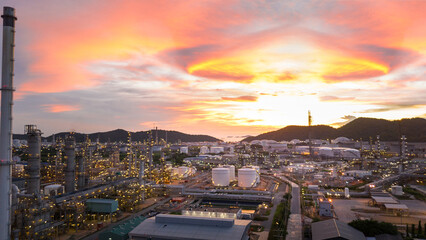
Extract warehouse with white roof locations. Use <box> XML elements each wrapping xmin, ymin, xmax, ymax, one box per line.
<box><xmin>129</xmin><ymin>214</ymin><xmax>251</xmax><ymax>240</ymax></box>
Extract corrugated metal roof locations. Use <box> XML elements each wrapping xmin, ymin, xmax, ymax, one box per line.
<box><xmin>312</xmin><ymin>219</ymin><xmax>365</xmax><ymax>240</ymax></box>
<box><xmin>129</xmin><ymin>214</ymin><xmax>250</xmax><ymax>240</ymax></box>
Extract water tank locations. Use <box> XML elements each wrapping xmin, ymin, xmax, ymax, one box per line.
<box><xmin>221</xmin><ymin>165</ymin><xmax>236</xmax><ymax>180</ymax></box>
<box><xmin>171</xmin><ymin>168</ymin><xmax>179</xmax><ymax>176</ymax></box>
<box><xmin>319</xmin><ymin>147</ymin><xmax>334</xmax><ymax>157</ymax></box>
<box><xmin>238</xmin><ymin>168</ymin><xmax>257</xmax><ymax>188</ymax></box>
<box><xmin>188</xmin><ymin>167</ymin><xmax>196</xmax><ymax>176</ymax></box>
<box><xmin>342</xmin><ymin>149</ymin><xmax>360</xmax><ymax>159</ymax></box>
<box><xmin>212</xmin><ymin>168</ymin><xmax>230</xmax><ymax>186</ymax></box>
<box><xmin>200</xmin><ymin>146</ymin><xmax>209</xmax><ymax>154</ymax></box>
<box><xmin>251</xmin><ymin>166</ymin><xmax>260</xmax><ymax>185</ymax></box>
<box><xmin>210</xmin><ymin>146</ymin><xmax>224</xmax><ymax>154</ymax></box>
<box><xmin>178</xmin><ymin>166</ymin><xmax>189</xmax><ymax>178</ymax></box>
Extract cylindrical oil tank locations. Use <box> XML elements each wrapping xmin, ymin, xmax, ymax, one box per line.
<box><xmin>212</xmin><ymin>168</ymin><xmax>230</xmax><ymax>186</ymax></box>
<box><xmin>228</xmin><ymin>165</ymin><xmax>236</xmax><ymax>180</ymax></box>
<box><xmin>238</xmin><ymin>168</ymin><xmax>257</xmax><ymax>188</ymax></box>
<box><xmin>319</xmin><ymin>147</ymin><xmax>334</xmax><ymax>158</ymax></box>
<box><xmin>172</xmin><ymin>168</ymin><xmax>179</xmax><ymax>176</ymax></box>
<box><xmin>178</xmin><ymin>166</ymin><xmax>189</xmax><ymax>178</ymax></box>
<box><xmin>252</xmin><ymin>166</ymin><xmax>260</xmax><ymax>185</ymax></box>
<box><xmin>190</xmin><ymin>167</ymin><xmax>197</xmax><ymax>175</ymax></box>
<box><xmin>222</xmin><ymin>165</ymin><xmax>236</xmax><ymax>180</ymax></box>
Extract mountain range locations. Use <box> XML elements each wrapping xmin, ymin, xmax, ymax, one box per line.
<box><xmin>242</xmin><ymin>117</ymin><xmax>426</xmax><ymax>142</ymax></box>
<box><xmin>13</xmin><ymin>129</ymin><xmax>221</xmax><ymax>143</ymax></box>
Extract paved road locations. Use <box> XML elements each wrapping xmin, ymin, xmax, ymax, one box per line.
<box><xmin>278</xmin><ymin>176</ymin><xmax>302</xmax><ymax>240</ymax></box>
<box><xmin>80</xmin><ymin>197</ymin><xmax>171</xmax><ymax>240</ymax></box>
<box><xmin>290</xmin><ymin>184</ymin><xmax>301</xmax><ymax>214</ymax></box>
<box><xmin>264</xmin><ymin>183</ymin><xmax>287</xmax><ymax>231</ymax></box>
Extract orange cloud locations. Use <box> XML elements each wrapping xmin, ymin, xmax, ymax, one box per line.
<box><xmin>5</xmin><ymin>0</ymin><xmax>425</xmax><ymax>139</ymax></box>
<box><xmin>42</xmin><ymin>104</ymin><xmax>80</xmax><ymax>113</ymax></box>
<box><xmin>221</xmin><ymin>96</ymin><xmax>258</xmax><ymax>102</ymax></box>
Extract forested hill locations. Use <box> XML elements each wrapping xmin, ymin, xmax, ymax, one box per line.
<box><xmin>13</xmin><ymin>129</ymin><xmax>221</xmax><ymax>143</ymax></box>
<box><xmin>243</xmin><ymin>118</ymin><xmax>426</xmax><ymax>142</ymax></box>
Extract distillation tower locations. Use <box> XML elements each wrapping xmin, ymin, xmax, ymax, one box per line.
<box><xmin>64</xmin><ymin>134</ymin><xmax>76</xmax><ymax>192</ymax></box>
<box><xmin>26</xmin><ymin>125</ymin><xmax>42</xmax><ymax>195</ymax></box>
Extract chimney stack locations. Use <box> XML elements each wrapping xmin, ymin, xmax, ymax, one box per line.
<box><xmin>0</xmin><ymin>7</ymin><xmax>17</xmax><ymax>239</ymax></box>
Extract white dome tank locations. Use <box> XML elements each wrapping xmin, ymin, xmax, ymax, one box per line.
<box><xmin>212</xmin><ymin>168</ymin><xmax>230</xmax><ymax>186</ymax></box>
<box><xmin>238</xmin><ymin>168</ymin><xmax>257</xmax><ymax>188</ymax></box>
<box><xmin>178</xmin><ymin>166</ymin><xmax>189</xmax><ymax>178</ymax></box>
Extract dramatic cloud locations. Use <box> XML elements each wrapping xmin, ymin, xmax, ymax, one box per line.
<box><xmin>2</xmin><ymin>0</ymin><xmax>425</xmax><ymax>140</ymax></box>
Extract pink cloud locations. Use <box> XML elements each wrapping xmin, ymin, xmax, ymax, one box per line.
<box><xmin>42</xmin><ymin>104</ymin><xmax>80</xmax><ymax>113</ymax></box>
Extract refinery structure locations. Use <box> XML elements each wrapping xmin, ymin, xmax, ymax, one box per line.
<box><xmin>1</xmin><ymin>6</ymin><xmax>426</xmax><ymax>240</ymax></box>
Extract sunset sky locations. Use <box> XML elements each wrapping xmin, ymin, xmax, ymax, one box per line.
<box><xmin>2</xmin><ymin>0</ymin><xmax>426</xmax><ymax>141</ymax></box>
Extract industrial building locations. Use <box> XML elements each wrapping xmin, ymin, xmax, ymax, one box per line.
<box><xmin>312</xmin><ymin>219</ymin><xmax>366</xmax><ymax>240</ymax></box>
<box><xmin>128</xmin><ymin>214</ymin><xmax>251</xmax><ymax>240</ymax></box>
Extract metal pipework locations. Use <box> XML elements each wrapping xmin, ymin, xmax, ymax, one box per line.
<box><xmin>25</xmin><ymin>125</ymin><xmax>42</xmax><ymax>195</ymax></box>
<box><xmin>0</xmin><ymin>6</ymin><xmax>17</xmax><ymax>239</ymax></box>
<box><xmin>64</xmin><ymin>135</ymin><xmax>76</xmax><ymax>193</ymax></box>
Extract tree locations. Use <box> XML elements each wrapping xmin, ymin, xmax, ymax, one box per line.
<box><xmin>418</xmin><ymin>220</ymin><xmax>422</xmax><ymax>237</ymax></box>
<box><xmin>348</xmin><ymin>219</ymin><xmax>398</xmax><ymax>236</ymax></box>
<box><xmin>412</xmin><ymin>224</ymin><xmax>415</xmax><ymax>236</ymax></box>
<box><xmin>406</xmin><ymin>224</ymin><xmax>409</xmax><ymax>237</ymax></box>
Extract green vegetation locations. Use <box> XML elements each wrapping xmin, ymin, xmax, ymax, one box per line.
<box><xmin>168</xmin><ymin>152</ymin><xmax>188</xmax><ymax>166</ymax></box>
<box><xmin>403</xmin><ymin>187</ymin><xmax>426</xmax><ymax>201</ymax></box>
<box><xmin>405</xmin><ymin>221</ymin><xmax>426</xmax><ymax>239</ymax></box>
<box><xmin>169</xmin><ymin>211</ymin><xmax>182</xmax><ymax>215</ymax></box>
<box><xmin>253</xmin><ymin>215</ymin><xmax>268</xmax><ymax>221</ymax></box>
<box><xmin>243</xmin><ymin>117</ymin><xmax>426</xmax><ymax>142</ymax></box>
<box><xmin>268</xmin><ymin>193</ymin><xmax>291</xmax><ymax>240</ymax></box>
<box><xmin>348</xmin><ymin>219</ymin><xmax>398</xmax><ymax>237</ymax></box>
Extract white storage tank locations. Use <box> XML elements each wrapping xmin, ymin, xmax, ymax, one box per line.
<box><xmin>391</xmin><ymin>186</ymin><xmax>403</xmax><ymax>196</ymax></box>
<box><xmin>249</xmin><ymin>166</ymin><xmax>260</xmax><ymax>185</ymax></box>
<box><xmin>189</xmin><ymin>166</ymin><xmax>197</xmax><ymax>176</ymax></box>
<box><xmin>221</xmin><ymin>165</ymin><xmax>236</xmax><ymax>181</ymax></box>
<box><xmin>238</xmin><ymin>168</ymin><xmax>257</xmax><ymax>188</ymax></box>
<box><xmin>319</xmin><ymin>147</ymin><xmax>334</xmax><ymax>158</ymax></box>
<box><xmin>180</xmin><ymin>146</ymin><xmax>189</xmax><ymax>154</ymax></box>
<box><xmin>178</xmin><ymin>166</ymin><xmax>190</xmax><ymax>178</ymax></box>
<box><xmin>172</xmin><ymin>168</ymin><xmax>179</xmax><ymax>176</ymax></box>
<box><xmin>212</xmin><ymin>168</ymin><xmax>230</xmax><ymax>186</ymax></box>
<box><xmin>200</xmin><ymin>146</ymin><xmax>209</xmax><ymax>154</ymax></box>
<box><xmin>210</xmin><ymin>146</ymin><xmax>224</xmax><ymax>154</ymax></box>
<box><xmin>342</xmin><ymin>149</ymin><xmax>360</xmax><ymax>159</ymax></box>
